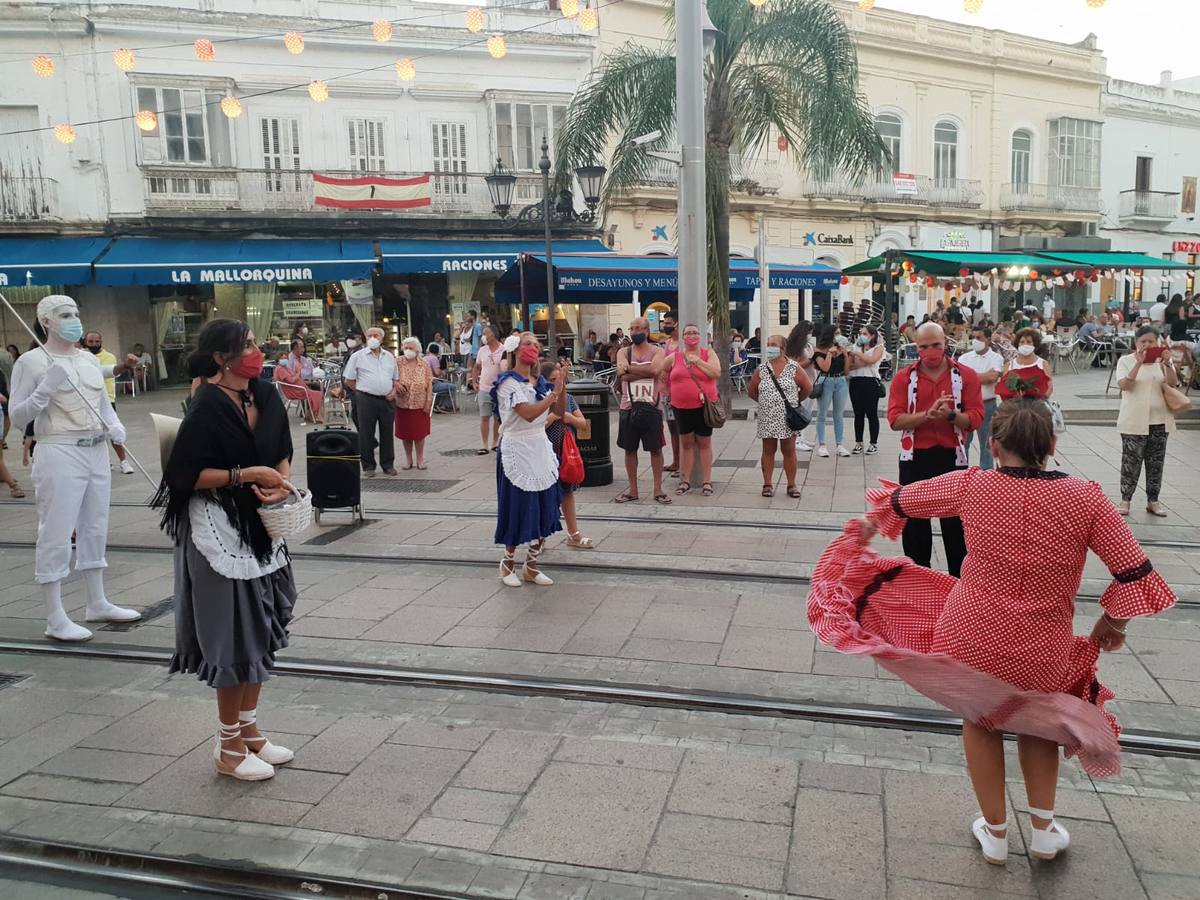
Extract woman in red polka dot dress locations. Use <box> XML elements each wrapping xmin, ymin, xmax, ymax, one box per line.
<box><xmin>807</xmin><ymin>399</ymin><xmax>1174</xmax><ymax>866</ymax></box>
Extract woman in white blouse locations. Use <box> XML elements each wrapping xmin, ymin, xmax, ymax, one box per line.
<box><xmin>492</xmin><ymin>332</ymin><xmax>566</xmax><ymax>586</ymax></box>
<box><xmin>1116</xmin><ymin>325</ymin><xmax>1179</xmax><ymax>517</ymax></box>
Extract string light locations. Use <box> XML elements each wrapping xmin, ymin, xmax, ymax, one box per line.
<box><xmin>372</xmin><ymin>20</ymin><xmax>393</xmax><ymax>42</ymax></box>
<box><xmin>135</xmin><ymin>110</ymin><xmax>158</xmax><ymax>132</ymax></box>
<box><xmin>395</xmin><ymin>58</ymin><xmax>416</xmax><ymax>81</ymax></box>
<box><xmin>487</xmin><ymin>34</ymin><xmax>507</xmax><ymax>59</ymax></box>
<box><xmin>284</xmin><ymin>31</ymin><xmax>305</xmax><ymax>54</ymax></box>
<box><xmin>857</xmin><ymin>0</ymin><xmax>875</xmax><ymax>9</ymax></box>
<box><xmin>1086</xmin><ymin>0</ymin><xmax>1105</xmax><ymax>6</ymax></box>
<box><xmin>194</xmin><ymin>39</ymin><xmax>215</xmax><ymax>62</ymax></box>
<box><xmin>53</xmin><ymin>124</ymin><xmax>76</xmax><ymax>145</ymax></box>
<box><xmin>579</xmin><ymin>6</ymin><xmax>598</xmax><ymax>29</ymax></box>
<box><xmin>32</xmin><ymin>55</ymin><xmax>54</xmax><ymax>78</ymax></box>
<box><xmin>749</xmin><ymin>0</ymin><xmax>767</xmax><ymax>7</ymax></box>
<box><xmin>561</xmin><ymin>0</ymin><xmax>580</xmax><ymax>18</ymax></box>
<box><xmin>113</xmin><ymin>48</ymin><xmax>136</xmax><ymax>72</ymax></box>
<box><xmin>308</xmin><ymin>79</ymin><xmax>329</xmax><ymax>102</ymax></box>
<box><xmin>964</xmin><ymin>0</ymin><xmax>982</xmax><ymax>10</ymax></box>
<box><xmin>220</xmin><ymin>96</ymin><xmax>243</xmax><ymax>118</ymax></box>
<box><xmin>465</xmin><ymin>7</ymin><xmax>484</xmax><ymax>33</ymax></box>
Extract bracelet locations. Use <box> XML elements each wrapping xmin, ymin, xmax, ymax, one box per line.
<box><xmin>230</xmin><ymin>465</ymin><xmax>242</xmax><ymax>488</ymax></box>
<box><xmin>1102</xmin><ymin>613</ymin><xmax>1127</xmax><ymax>635</ymax></box>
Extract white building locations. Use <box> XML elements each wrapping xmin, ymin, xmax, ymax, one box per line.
<box><xmin>1099</xmin><ymin>71</ymin><xmax>1200</xmax><ymax>309</ymax></box>
<box><xmin>0</xmin><ymin>0</ymin><xmax>602</xmax><ymax>371</ymax></box>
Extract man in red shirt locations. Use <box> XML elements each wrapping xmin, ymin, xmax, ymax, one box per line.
<box><xmin>887</xmin><ymin>322</ymin><xmax>984</xmax><ymax>575</ymax></box>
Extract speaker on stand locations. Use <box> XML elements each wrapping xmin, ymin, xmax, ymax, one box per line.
<box><xmin>306</xmin><ymin>427</ymin><xmax>364</xmax><ymax>525</ymax></box>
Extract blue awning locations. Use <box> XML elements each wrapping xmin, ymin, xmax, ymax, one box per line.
<box><xmin>380</xmin><ymin>239</ymin><xmax>610</xmax><ymax>275</ymax></box>
<box><xmin>0</xmin><ymin>237</ymin><xmax>111</xmax><ymax>287</ymax></box>
<box><xmin>93</xmin><ymin>238</ymin><xmax>377</xmax><ymax>286</ymax></box>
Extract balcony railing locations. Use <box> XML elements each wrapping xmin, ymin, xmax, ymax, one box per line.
<box><xmin>0</xmin><ymin>168</ymin><xmax>60</xmax><ymax>222</ymax></box>
<box><xmin>803</xmin><ymin>174</ymin><xmax>983</xmax><ymax>208</ymax></box>
<box><xmin>999</xmin><ymin>182</ymin><xmax>1101</xmax><ymax>214</ymax></box>
<box><xmin>141</xmin><ymin>166</ymin><xmax>547</xmax><ymax>216</ymax></box>
<box><xmin>1118</xmin><ymin>189</ymin><xmax>1179</xmax><ymax>223</ymax></box>
<box><xmin>636</xmin><ymin>155</ymin><xmax>782</xmax><ymax>194</ymax></box>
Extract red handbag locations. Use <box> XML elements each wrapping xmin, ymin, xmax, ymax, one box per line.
<box><xmin>559</xmin><ymin>430</ymin><xmax>585</xmax><ymax>485</ymax></box>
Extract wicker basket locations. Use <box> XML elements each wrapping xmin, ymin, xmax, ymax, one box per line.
<box><xmin>257</xmin><ymin>486</ymin><xmax>313</xmax><ymax>540</ymax></box>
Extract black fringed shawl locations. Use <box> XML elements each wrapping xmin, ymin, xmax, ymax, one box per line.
<box><xmin>152</xmin><ymin>379</ymin><xmax>293</xmax><ymax>565</ymax></box>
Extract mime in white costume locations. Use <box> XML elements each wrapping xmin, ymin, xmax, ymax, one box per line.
<box><xmin>8</xmin><ymin>294</ymin><xmax>142</xmax><ymax>641</ymax></box>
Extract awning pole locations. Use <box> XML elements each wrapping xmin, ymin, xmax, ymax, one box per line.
<box><xmin>757</xmin><ymin>213</ymin><xmax>770</xmax><ymax>345</ymax></box>
<box><xmin>519</xmin><ymin>254</ymin><xmax>529</xmax><ymax>332</ymax></box>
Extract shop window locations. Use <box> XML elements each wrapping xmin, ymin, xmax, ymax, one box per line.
<box><xmin>876</xmin><ymin>113</ymin><xmax>902</xmax><ymax>174</ymax></box>
<box><xmin>134</xmin><ymin>84</ymin><xmax>233</xmax><ymax>166</ymax></box>
<box><xmin>493</xmin><ymin>100</ymin><xmax>566</xmax><ymax>171</ymax></box>
<box><xmin>933</xmin><ymin>121</ymin><xmax>958</xmax><ymax>185</ymax></box>
<box><xmin>347</xmin><ymin>119</ymin><xmax>387</xmax><ymax>172</ymax></box>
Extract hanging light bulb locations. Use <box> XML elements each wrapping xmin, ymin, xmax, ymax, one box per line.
<box><xmin>135</xmin><ymin>110</ymin><xmax>158</xmax><ymax>132</ymax></box>
<box><xmin>466</xmin><ymin>7</ymin><xmax>485</xmax><ymax>33</ymax></box>
<box><xmin>308</xmin><ymin>80</ymin><xmax>329</xmax><ymax>102</ymax></box>
<box><xmin>749</xmin><ymin>0</ymin><xmax>767</xmax><ymax>7</ymax></box>
<box><xmin>561</xmin><ymin>0</ymin><xmax>580</xmax><ymax>18</ymax></box>
<box><xmin>113</xmin><ymin>48</ymin><xmax>136</xmax><ymax>72</ymax></box>
<box><xmin>395</xmin><ymin>58</ymin><xmax>416</xmax><ymax>81</ymax></box>
<box><xmin>487</xmin><ymin>34</ymin><xmax>507</xmax><ymax>59</ymax></box>
<box><xmin>1086</xmin><ymin>0</ymin><xmax>1105</xmax><ymax>6</ymax></box>
<box><xmin>194</xmin><ymin>39</ymin><xmax>215</xmax><ymax>62</ymax></box>
<box><xmin>53</xmin><ymin>124</ymin><xmax>77</xmax><ymax>145</ymax></box>
<box><xmin>857</xmin><ymin>0</ymin><xmax>875</xmax><ymax>9</ymax></box>
<box><xmin>964</xmin><ymin>0</ymin><xmax>983</xmax><ymax>11</ymax></box>
<box><xmin>372</xmin><ymin>20</ymin><xmax>393</xmax><ymax>42</ymax></box>
<box><xmin>579</xmin><ymin>6</ymin><xmax>598</xmax><ymax>29</ymax></box>
<box><xmin>220</xmin><ymin>96</ymin><xmax>243</xmax><ymax>118</ymax></box>
<box><xmin>32</xmin><ymin>55</ymin><xmax>55</xmax><ymax>78</ymax></box>
<box><xmin>284</xmin><ymin>31</ymin><xmax>305</xmax><ymax>54</ymax></box>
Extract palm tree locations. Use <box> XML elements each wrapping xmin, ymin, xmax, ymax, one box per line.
<box><xmin>555</xmin><ymin>0</ymin><xmax>887</xmax><ymax>402</ymax></box>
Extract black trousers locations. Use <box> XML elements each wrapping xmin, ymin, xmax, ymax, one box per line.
<box><xmin>848</xmin><ymin>377</ymin><xmax>881</xmax><ymax>444</ymax></box>
<box><xmin>898</xmin><ymin>445</ymin><xmax>967</xmax><ymax>577</ymax></box>
<box><xmin>355</xmin><ymin>392</ymin><xmax>395</xmax><ymax>471</ymax></box>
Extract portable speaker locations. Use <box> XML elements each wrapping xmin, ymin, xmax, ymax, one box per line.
<box><xmin>306</xmin><ymin>427</ymin><xmax>360</xmax><ymax>510</ymax></box>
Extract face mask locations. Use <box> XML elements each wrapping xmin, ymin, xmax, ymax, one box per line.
<box><xmin>300</xmin><ymin>327</ymin><xmax>308</xmax><ymax>335</ymax></box>
<box><xmin>683</xmin><ymin>334</ymin><xmax>701</xmax><ymax>348</ymax></box>
<box><xmin>662</xmin><ymin>325</ymin><xmax>675</xmax><ymax>334</ymax></box>
<box><xmin>346</xmin><ymin>339</ymin><xmax>357</xmax><ymax>348</ymax></box>
<box><xmin>765</xmin><ymin>346</ymin><xmax>781</xmax><ymax>360</ymax></box>
<box><xmin>57</xmin><ymin>319</ymin><xmax>84</xmax><ymax>343</ymax></box>
<box><xmin>1017</xmin><ymin>344</ymin><xmax>1036</xmax><ymax>356</ymax></box>
<box><xmin>231</xmin><ymin>347</ymin><xmax>265</xmax><ymax>379</ymax></box>
<box><xmin>631</xmin><ymin>332</ymin><xmax>647</xmax><ymax>345</ymax></box>
<box><xmin>918</xmin><ymin>346</ymin><xmax>945</xmax><ymax>368</ymax></box>
<box><xmin>403</xmin><ymin>349</ymin><xmax>417</xmax><ymax>360</ymax></box>
<box><xmin>86</xmin><ymin>344</ymin><xmax>102</xmax><ymax>355</ymax></box>
<box><xmin>366</xmin><ymin>337</ymin><xmax>381</xmax><ymax>351</ymax></box>
<box><xmin>518</xmin><ymin>346</ymin><xmax>541</xmax><ymax>366</ymax></box>
<box><xmin>857</xmin><ymin>335</ymin><xmax>870</xmax><ymax>346</ymax></box>
<box><xmin>971</xmin><ymin>339</ymin><xmax>986</xmax><ymax>353</ymax></box>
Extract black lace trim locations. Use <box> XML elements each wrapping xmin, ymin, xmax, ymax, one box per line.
<box><xmin>890</xmin><ymin>487</ymin><xmax>905</xmax><ymax>519</ymax></box>
<box><xmin>996</xmin><ymin>467</ymin><xmax>1069</xmax><ymax>480</ymax></box>
<box><xmin>853</xmin><ymin>565</ymin><xmax>906</xmax><ymax>623</ymax></box>
<box><xmin>1112</xmin><ymin>558</ymin><xmax>1153</xmax><ymax>584</ymax></box>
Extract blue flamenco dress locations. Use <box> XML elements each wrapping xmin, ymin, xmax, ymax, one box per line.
<box><xmin>492</xmin><ymin>371</ymin><xmax>562</xmax><ymax>547</ymax></box>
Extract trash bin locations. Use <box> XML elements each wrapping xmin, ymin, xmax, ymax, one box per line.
<box><xmin>566</xmin><ymin>378</ymin><xmax>613</xmax><ymax>487</ymax></box>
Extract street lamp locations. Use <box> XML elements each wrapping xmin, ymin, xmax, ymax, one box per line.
<box><xmin>484</xmin><ymin>158</ymin><xmax>518</xmax><ymax>219</ymax></box>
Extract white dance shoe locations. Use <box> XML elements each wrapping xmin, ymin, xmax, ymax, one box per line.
<box><xmin>1029</xmin><ymin>810</ymin><xmax>1070</xmax><ymax>860</ymax></box>
<box><xmin>500</xmin><ymin>553</ymin><xmax>522</xmax><ymax>587</ymax></box>
<box><xmin>45</xmin><ymin>616</ymin><xmax>93</xmax><ymax>642</ymax></box>
<box><xmin>85</xmin><ymin>601</ymin><xmax>142</xmax><ymax>623</ymax></box>
<box><xmin>971</xmin><ymin>816</ymin><xmax>1009</xmax><ymax>865</ymax></box>
<box><xmin>214</xmin><ymin>723</ymin><xmax>275</xmax><ymax>781</ymax></box>
<box><xmin>522</xmin><ymin>567</ymin><xmax>553</xmax><ymax>586</ymax></box>
<box><xmin>239</xmin><ymin>709</ymin><xmax>294</xmax><ymax>766</ymax></box>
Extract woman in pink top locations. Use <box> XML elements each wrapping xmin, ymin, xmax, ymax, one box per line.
<box><xmin>664</xmin><ymin>323</ymin><xmax>721</xmax><ymax>496</ymax></box>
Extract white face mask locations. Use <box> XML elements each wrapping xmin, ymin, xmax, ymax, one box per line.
<box><xmin>1017</xmin><ymin>343</ymin><xmax>1035</xmax><ymax>356</ymax></box>
<box><xmin>366</xmin><ymin>337</ymin><xmax>381</xmax><ymax>351</ymax></box>
<box><xmin>403</xmin><ymin>349</ymin><xmax>417</xmax><ymax>360</ymax></box>
<box><xmin>346</xmin><ymin>339</ymin><xmax>357</xmax><ymax>348</ymax></box>
<box><xmin>971</xmin><ymin>339</ymin><xmax>986</xmax><ymax>353</ymax></box>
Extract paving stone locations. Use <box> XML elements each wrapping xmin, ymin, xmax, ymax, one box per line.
<box><xmin>389</xmin><ymin>720</ymin><xmax>493</xmax><ymax>751</ymax></box>
<box><xmin>1</xmin><ymin>773</ymin><xmax>133</xmax><ymax>806</ymax></box>
<box><xmin>467</xmin><ymin>865</ymin><xmax>529</xmax><ymax>899</ymax></box>
<box><xmin>0</xmin><ymin>713</ymin><xmax>114</xmax><ymax>788</ymax></box>
<box><xmin>299</xmin><ymin>744</ymin><xmax>469</xmax><ymax>840</ymax></box>
<box><xmin>1008</xmin><ymin>786</ymin><xmax>1110</xmax><ymax>822</ymax></box>
<box><xmin>98</xmin><ymin>821</ymin><xmax>175</xmax><ymax>854</ymax></box>
<box><xmin>11</xmin><ymin>811</ymin><xmax>123</xmax><ymax>845</ymax></box>
<box><xmin>796</xmin><ymin>761</ymin><xmax>882</xmax><ymax>794</ymax></box>
<box><xmin>360</xmin><ymin>604</ymin><xmax>470</xmax><ymax>643</ymax></box>
<box><xmin>1141</xmin><ymin>874</ymin><xmax>1200</xmax><ymax>900</ymax></box>
<box><xmin>586</xmin><ymin>885</ymin><xmax>646</xmax><ymax>900</ymax></box>
<box><xmin>885</xmin><ymin>838</ymin><xmax>1036</xmax><ymax>896</ymax></box>
<box><xmin>788</xmin><ymin>788</ymin><xmax>884</xmax><ymax>900</ymax></box>
<box><xmin>716</xmin><ymin>625</ymin><xmax>814</xmax><ymax>673</ymax></box>
<box><xmin>494</xmin><ymin>762</ymin><xmax>670</xmax><ymax>870</ymax></box>
<box><xmin>308</xmin><ymin>587</ymin><xmax>420</xmax><ymax>620</ymax></box>
<box><xmin>79</xmin><ymin>699</ymin><xmax>213</xmax><ymax>757</ymax></box>
<box><xmin>408</xmin><ymin>815</ymin><xmax>500</xmax><ymax>851</ymax></box>
<box><xmin>407</xmin><ymin>856</ymin><xmax>480</xmax><ymax>893</ymax></box>
<box><xmin>884</xmin><ymin>769</ymin><xmax>981</xmax><ymax>847</ymax></box>
<box><xmin>619</xmin><ymin>638</ymin><xmax>721</xmax><ymax>665</ymax></box>
<box><xmin>516</xmin><ymin>872</ymin><xmax>592</xmax><ymax>900</ymax></box>
<box><xmin>288</xmin><ymin>616</ymin><xmax>376</xmax><ymax>639</ymax></box>
<box><xmin>1102</xmin><ymin>794</ymin><xmax>1198</xmax><ymax>876</ymax></box>
<box><xmin>0</xmin><ymin>690</ymin><xmax>93</xmax><ymax>739</ymax></box>
<box><xmin>35</xmin><ymin>748</ymin><xmax>174</xmax><ymax>784</ymax></box>
<box><xmin>1018</xmin><ymin>817</ymin><xmax>1147</xmax><ymax>900</ymax></box>
<box><xmin>354</xmin><ymin>846</ymin><xmax>425</xmax><ymax>884</ymax></box>
<box><xmin>887</xmin><ymin>878</ymin><xmax>1021</xmax><ymax>900</ymax></box>
<box><xmin>730</xmin><ymin>594</ymin><xmax>807</xmax><ymax>631</ymax></box>
<box><xmin>668</xmin><ymin>751</ymin><xmax>797</xmax><ymax>825</ymax></box>
<box><xmin>288</xmin><ymin>716</ymin><xmax>397</xmax><ymax>775</ymax></box>
<box><xmin>633</xmin><ymin>603</ymin><xmax>732</xmax><ymax>644</ymax></box>
<box><xmin>454</xmin><ymin>730</ymin><xmax>559</xmax><ymax>793</ymax></box>
<box><xmin>298</xmin><ymin>843</ymin><xmax>372</xmax><ymax>879</ymax></box>
<box><xmin>554</xmin><ymin>737</ymin><xmax>682</xmax><ymax>772</ymax></box>
<box><xmin>644</xmin><ymin>812</ymin><xmax>788</xmax><ymax>891</ymax></box>
<box><xmin>430</xmin><ymin>787</ymin><xmax>521</xmax><ymax>825</ymax></box>
<box><xmin>202</xmin><ymin>832</ymin><xmax>315</xmax><ymax>870</ymax></box>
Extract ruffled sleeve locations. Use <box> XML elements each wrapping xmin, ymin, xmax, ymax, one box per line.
<box><xmin>865</xmin><ymin>468</ymin><xmax>976</xmax><ymax>540</ymax></box>
<box><xmin>1087</xmin><ymin>482</ymin><xmax>1177</xmax><ymax>619</ymax></box>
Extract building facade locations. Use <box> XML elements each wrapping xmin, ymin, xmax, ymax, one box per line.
<box><xmin>0</xmin><ymin>0</ymin><xmax>601</xmax><ymax>374</ymax></box>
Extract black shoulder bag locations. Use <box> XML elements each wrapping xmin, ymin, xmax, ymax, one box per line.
<box><xmin>765</xmin><ymin>363</ymin><xmax>811</xmax><ymax>432</ymax></box>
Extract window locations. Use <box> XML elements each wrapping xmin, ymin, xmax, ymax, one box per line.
<box><xmin>876</xmin><ymin>113</ymin><xmax>902</xmax><ymax>174</ymax></box>
<box><xmin>494</xmin><ymin>101</ymin><xmax>567</xmax><ymax>171</ymax></box>
<box><xmin>135</xmin><ymin>85</ymin><xmax>232</xmax><ymax>166</ymax></box>
<box><xmin>1049</xmin><ymin>118</ymin><xmax>1101</xmax><ymax>189</ymax></box>
<box><xmin>347</xmin><ymin>119</ymin><xmax>386</xmax><ymax>171</ymax></box>
<box><xmin>260</xmin><ymin>117</ymin><xmax>302</xmax><ymax>194</ymax></box>
<box><xmin>933</xmin><ymin>121</ymin><xmax>958</xmax><ymax>184</ymax></box>
<box><xmin>1135</xmin><ymin>156</ymin><xmax>1152</xmax><ymax>192</ymax></box>
<box><xmin>431</xmin><ymin>121</ymin><xmax>468</xmax><ymax>201</ymax></box>
<box><xmin>1010</xmin><ymin>130</ymin><xmax>1032</xmax><ymax>189</ymax></box>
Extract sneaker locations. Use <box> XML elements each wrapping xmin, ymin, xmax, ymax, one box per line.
<box><xmin>1117</xmin><ymin>499</ymin><xmax>1130</xmax><ymax>516</ymax></box>
<box><xmin>362</xmin><ymin>468</ymin><xmax>377</xmax><ymax>479</ymax></box>
<box><xmin>1029</xmin><ymin>817</ymin><xmax>1070</xmax><ymax>861</ymax></box>
<box><xmin>865</xmin><ymin>444</ymin><xmax>878</xmax><ymax>454</ymax></box>
<box><xmin>119</xmin><ymin>459</ymin><xmax>135</xmax><ymax>475</ymax></box>
<box><xmin>817</xmin><ymin>445</ymin><xmax>830</xmax><ymax>458</ymax></box>
<box><xmin>1146</xmin><ymin>501</ymin><xmax>1169</xmax><ymax>517</ymax></box>
<box><xmin>797</xmin><ymin>439</ymin><xmax>814</xmax><ymax>452</ymax></box>
<box><xmin>851</xmin><ymin>443</ymin><xmax>864</xmax><ymax>455</ymax></box>
<box><xmin>837</xmin><ymin>445</ymin><xmax>851</xmax><ymax>457</ymax></box>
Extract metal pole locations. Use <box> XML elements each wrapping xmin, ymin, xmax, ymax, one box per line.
<box><xmin>756</xmin><ymin>212</ymin><xmax>770</xmax><ymax>347</ymax></box>
<box><xmin>882</xmin><ymin>249</ymin><xmax>897</xmax><ymax>354</ymax></box>
<box><xmin>540</xmin><ymin>136</ymin><xmax>556</xmax><ymax>354</ymax></box>
<box><xmin>675</xmin><ymin>0</ymin><xmax>707</xmax><ymax>346</ymax></box>
<box><xmin>519</xmin><ymin>254</ymin><xmax>528</xmax><ymax>332</ymax></box>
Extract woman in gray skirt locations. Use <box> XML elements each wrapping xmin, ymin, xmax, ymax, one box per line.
<box><xmin>155</xmin><ymin>319</ymin><xmax>298</xmax><ymax>781</ymax></box>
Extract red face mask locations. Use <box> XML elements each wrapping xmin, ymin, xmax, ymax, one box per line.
<box><xmin>231</xmin><ymin>346</ymin><xmax>265</xmax><ymax>379</ymax></box>
<box><xmin>518</xmin><ymin>346</ymin><xmax>541</xmax><ymax>366</ymax></box>
<box><xmin>683</xmin><ymin>334</ymin><xmax>701</xmax><ymax>348</ymax></box>
<box><xmin>918</xmin><ymin>346</ymin><xmax>945</xmax><ymax>368</ymax></box>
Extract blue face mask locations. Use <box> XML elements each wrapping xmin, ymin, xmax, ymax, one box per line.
<box><xmin>765</xmin><ymin>346</ymin><xmax>782</xmax><ymax>360</ymax></box>
<box><xmin>57</xmin><ymin>319</ymin><xmax>84</xmax><ymax>343</ymax></box>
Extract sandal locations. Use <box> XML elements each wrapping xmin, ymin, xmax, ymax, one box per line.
<box><xmin>7</xmin><ymin>481</ymin><xmax>24</xmax><ymax>499</ymax></box>
<box><xmin>654</xmin><ymin>493</ymin><xmax>672</xmax><ymax>505</ymax></box>
<box><xmin>664</xmin><ymin>463</ymin><xmax>679</xmax><ymax>473</ymax></box>
<box><xmin>613</xmin><ymin>491</ymin><xmax>639</xmax><ymax>503</ymax></box>
<box><xmin>566</xmin><ymin>531</ymin><xmax>594</xmax><ymax>549</ymax></box>
<box><xmin>787</xmin><ymin>485</ymin><xmax>801</xmax><ymax>499</ymax></box>
<box><xmin>762</xmin><ymin>484</ymin><xmax>774</xmax><ymax>498</ymax></box>
<box><xmin>701</xmin><ymin>482</ymin><xmax>714</xmax><ymax>496</ymax></box>
<box><xmin>675</xmin><ymin>481</ymin><xmax>691</xmax><ymax>495</ymax></box>
<box><xmin>476</xmin><ymin>448</ymin><xmax>489</xmax><ymax>455</ymax></box>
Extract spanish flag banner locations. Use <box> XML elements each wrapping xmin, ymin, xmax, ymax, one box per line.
<box><xmin>313</xmin><ymin>173</ymin><xmax>432</xmax><ymax>209</ymax></box>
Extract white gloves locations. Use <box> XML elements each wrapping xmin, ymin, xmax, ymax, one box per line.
<box><xmin>41</xmin><ymin>362</ymin><xmax>73</xmax><ymax>391</ymax></box>
<box><xmin>107</xmin><ymin>423</ymin><xmax>127</xmax><ymax>446</ymax></box>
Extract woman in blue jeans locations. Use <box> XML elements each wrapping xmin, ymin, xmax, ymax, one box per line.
<box><xmin>811</xmin><ymin>324</ymin><xmax>850</xmax><ymax>458</ymax></box>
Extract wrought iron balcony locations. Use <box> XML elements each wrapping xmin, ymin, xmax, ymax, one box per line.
<box><xmin>1118</xmin><ymin>189</ymin><xmax>1179</xmax><ymax>224</ymax></box>
<box><xmin>999</xmin><ymin>182</ymin><xmax>1102</xmax><ymax>214</ymax></box>
<box><xmin>0</xmin><ymin>167</ymin><xmax>60</xmax><ymax>222</ymax></box>
<box><xmin>636</xmin><ymin>154</ymin><xmax>782</xmax><ymax>194</ymax></box>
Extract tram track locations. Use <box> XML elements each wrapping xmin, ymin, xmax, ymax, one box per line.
<box><xmin>2</xmin><ymin>639</ymin><xmax>1198</xmax><ymax>761</ymax></box>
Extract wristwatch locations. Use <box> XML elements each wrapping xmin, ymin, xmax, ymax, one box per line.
<box><xmin>945</xmin><ymin>410</ymin><xmax>957</xmax><ymax>422</ymax></box>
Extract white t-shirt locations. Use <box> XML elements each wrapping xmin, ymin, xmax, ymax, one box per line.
<box><xmin>1149</xmin><ymin>301</ymin><xmax>1167</xmax><ymax>324</ymax></box>
<box><xmin>1042</xmin><ymin>297</ymin><xmax>1055</xmax><ymax>320</ymax></box>
<box><xmin>957</xmin><ymin>347</ymin><xmax>1005</xmax><ymax>402</ymax></box>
